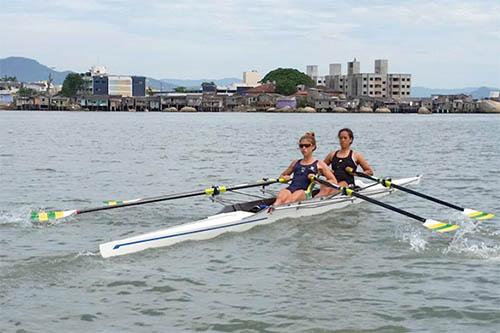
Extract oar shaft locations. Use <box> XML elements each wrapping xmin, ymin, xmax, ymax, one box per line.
<box><xmin>76</xmin><ymin>191</ymin><xmax>207</xmax><ymax>214</ymax></box>
<box><xmin>71</xmin><ymin>178</ymin><xmax>285</xmax><ymax>216</ymax></box>
<box><xmin>352</xmin><ymin>170</ymin><xmax>464</xmax><ymax>211</ymax></box>
<box><xmin>388</xmin><ymin>183</ymin><xmax>463</xmax><ymax>211</ymax></box>
<box><xmin>349</xmin><ymin>190</ymin><xmax>426</xmax><ymax>222</ymax></box>
<box><xmin>314</xmin><ymin>177</ymin><xmax>426</xmax><ymax>223</ymax></box>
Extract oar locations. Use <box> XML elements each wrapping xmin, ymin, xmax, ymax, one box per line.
<box><xmin>31</xmin><ymin>178</ymin><xmax>288</xmax><ymax>223</ymax></box>
<box><xmin>311</xmin><ymin>175</ymin><xmax>459</xmax><ymax>233</ymax></box>
<box><xmin>345</xmin><ymin>167</ymin><xmax>494</xmax><ymax>221</ymax></box>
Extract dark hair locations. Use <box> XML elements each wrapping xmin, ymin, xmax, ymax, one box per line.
<box><xmin>338</xmin><ymin>128</ymin><xmax>354</xmax><ymax>142</ymax></box>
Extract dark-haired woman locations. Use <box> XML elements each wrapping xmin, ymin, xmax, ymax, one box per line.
<box><xmin>272</xmin><ymin>132</ymin><xmax>337</xmax><ymax>206</ymax></box>
<box><xmin>317</xmin><ymin>128</ymin><xmax>373</xmax><ymax>196</ymax></box>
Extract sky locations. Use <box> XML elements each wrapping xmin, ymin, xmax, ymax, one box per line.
<box><xmin>1</xmin><ymin>0</ymin><xmax>499</xmax><ymax>87</ymax></box>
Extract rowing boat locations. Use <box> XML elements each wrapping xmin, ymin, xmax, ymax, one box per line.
<box><xmin>99</xmin><ymin>176</ymin><xmax>421</xmax><ymax>258</ymax></box>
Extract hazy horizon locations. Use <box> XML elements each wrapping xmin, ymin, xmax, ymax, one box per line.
<box><xmin>1</xmin><ymin>0</ymin><xmax>499</xmax><ymax>88</ymax></box>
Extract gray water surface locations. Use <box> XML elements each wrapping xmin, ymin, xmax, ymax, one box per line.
<box><xmin>1</xmin><ymin>112</ymin><xmax>499</xmax><ymax>332</ymax></box>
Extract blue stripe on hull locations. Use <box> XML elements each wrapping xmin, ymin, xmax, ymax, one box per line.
<box><xmin>113</xmin><ymin>217</ymin><xmax>268</xmax><ymax>250</ymax></box>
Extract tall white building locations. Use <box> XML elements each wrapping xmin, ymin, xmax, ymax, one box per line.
<box><xmin>306</xmin><ymin>65</ymin><xmax>325</xmax><ymax>86</ymax></box>
<box><xmin>320</xmin><ymin>59</ymin><xmax>412</xmax><ymax>99</ymax></box>
<box><xmin>243</xmin><ymin>70</ymin><xmax>261</xmax><ymax>87</ymax></box>
<box><xmin>306</xmin><ymin>65</ymin><xmax>318</xmax><ymax>77</ymax></box>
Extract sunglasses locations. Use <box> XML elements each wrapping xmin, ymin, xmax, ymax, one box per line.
<box><xmin>299</xmin><ymin>143</ymin><xmax>312</xmax><ymax>148</ymax></box>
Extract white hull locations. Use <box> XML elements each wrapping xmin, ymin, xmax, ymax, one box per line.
<box><xmin>99</xmin><ymin>176</ymin><xmax>421</xmax><ymax>258</ymax></box>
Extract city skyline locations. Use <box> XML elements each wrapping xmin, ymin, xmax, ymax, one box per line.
<box><xmin>1</xmin><ymin>0</ymin><xmax>499</xmax><ymax>88</ymax></box>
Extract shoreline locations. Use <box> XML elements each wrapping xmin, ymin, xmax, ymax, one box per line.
<box><xmin>1</xmin><ymin>108</ymin><xmax>499</xmax><ymax>114</ymax></box>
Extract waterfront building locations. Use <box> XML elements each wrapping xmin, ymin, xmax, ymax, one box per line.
<box><xmin>0</xmin><ymin>90</ymin><xmax>13</xmax><ymax>106</ymax></box>
<box><xmin>276</xmin><ymin>96</ymin><xmax>297</xmax><ymax>109</ymax></box>
<box><xmin>132</xmin><ymin>76</ymin><xmax>146</xmax><ymax>97</ymax></box>
<box><xmin>93</xmin><ymin>76</ymin><xmax>109</xmax><ymax>95</ymax></box>
<box><xmin>108</xmin><ymin>76</ymin><xmax>132</xmax><ymax>97</ymax></box>
<box><xmin>91</xmin><ymin>75</ymin><xmax>146</xmax><ymax>97</ymax></box>
<box><xmin>201</xmin><ymin>94</ymin><xmax>224</xmax><ymax>112</ymax></box>
<box><xmin>312</xmin><ymin>59</ymin><xmax>412</xmax><ymax>99</ymax></box>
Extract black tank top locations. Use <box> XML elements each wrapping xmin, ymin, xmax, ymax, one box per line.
<box><xmin>330</xmin><ymin>150</ymin><xmax>357</xmax><ymax>185</ymax></box>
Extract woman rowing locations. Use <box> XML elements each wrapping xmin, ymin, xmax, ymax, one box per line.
<box><xmin>317</xmin><ymin>128</ymin><xmax>373</xmax><ymax>196</ymax></box>
<box><xmin>272</xmin><ymin>132</ymin><xmax>337</xmax><ymax>207</ymax></box>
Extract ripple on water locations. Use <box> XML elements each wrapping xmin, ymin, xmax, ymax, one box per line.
<box><xmin>2</xmin><ymin>113</ymin><xmax>500</xmax><ymax>332</ymax></box>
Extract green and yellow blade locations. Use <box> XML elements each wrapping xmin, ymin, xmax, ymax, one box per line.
<box><xmin>31</xmin><ymin>209</ymin><xmax>77</xmax><ymax>223</ymax></box>
<box><xmin>463</xmin><ymin>209</ymin><xmax>494</xmax><ymax>221</ymax></box>
<box><xmin>423</xmin><ymin>219</ymin><xmax>460</xmax><ymax>233</ymax></box>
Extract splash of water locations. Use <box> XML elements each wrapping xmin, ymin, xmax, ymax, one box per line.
<box><xmin>0</xmin><ymin>207</ymin><xmax>34</xmax><ymax>227</ymax></box>
<box><xmin>395</xmin><ymin>222</ymin><xmax>428</xmax><ymax>252</ymax></box>
<box><xmin>443</xmin><ymin>213</ymin><xmax>500</xmax><ymax>259</ymax></box>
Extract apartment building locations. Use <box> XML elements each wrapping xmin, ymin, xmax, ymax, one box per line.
<box><xmin>311</xmin><ymin>59</ymin><xmax>411</xmax><ymax>99</ymax></box>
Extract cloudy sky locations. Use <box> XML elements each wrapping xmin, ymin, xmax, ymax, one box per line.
<box><xmin>1</xmin><ymin>0</ymin><xmax>499</xmax><ymax>87</ymax></box>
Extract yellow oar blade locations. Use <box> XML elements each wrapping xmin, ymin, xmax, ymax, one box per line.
<box><xmin>463</xmin><ymin>209</ymin><xmax>495</xmax><ymax>221</ymax></box>
<box><xmin>423</xmin><ymin>219</ymin><xmax>459</xmax><ymax>233</ymax></box>
<box><xmin>31</xmin><ymin>209</ymin><xmax>77</xmax><ymax>223</ymax></box>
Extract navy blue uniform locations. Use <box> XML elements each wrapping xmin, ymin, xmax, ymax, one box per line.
<box><xmin>287</xmin><ymin>160</ymin><xmax>318</xmax><ymax>193</ymax></box>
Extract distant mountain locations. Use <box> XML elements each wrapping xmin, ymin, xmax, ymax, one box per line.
<box><xmin>145</xmin><ymin>77</ymin><xmax>242</xmax><ymax>91</ymax></box>
<box><xmin>0</xmin><ymin>56</ymin><xmax>73</xmax><ymax>84</ymax></box>
<box><xmin>0</xmin><ymin>56</ymin><xmax>241</xmax><ymax>90</ymax></box>
<box><xmin>411</xmin><ymin>86</ymin><xmax>499</xmax><ymax>99</ymax></box>
<box><xmin>146</xmin><ymin>78</ymin><xmax>178</xmax><ymax>91</ymax></box>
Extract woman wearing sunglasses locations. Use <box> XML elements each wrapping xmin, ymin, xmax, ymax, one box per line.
<box><xmin>317</xmin><ymin>128</ymin><xmax>373</xmax><ymax>197</ymax></box>
<box><xmin>273</xmin><ymin>132</ymin><xmax>337</xmax><ymax>206</ymax></box>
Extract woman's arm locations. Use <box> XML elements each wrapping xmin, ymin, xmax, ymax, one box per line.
<box><xmin>323</xmin><ymin>151</ymin><xmax>334</xmax><ymax>166</ymax></box>
<box><xmin>354</xmin><ymin>152</ymin><xmax>373</xmax><ymax>175</ymax></box>
<box><xmin>318</xmin><ymin>160</ymin><xmax>338</xmax><ymax>184</ymax></box>
<box><xmin>279</xmin><ymin>160</ymin><xmax>297</xmax><ymax>181</ymax></box>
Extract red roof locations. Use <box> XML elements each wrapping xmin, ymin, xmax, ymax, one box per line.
<box><xmin>246</xmin><ymin>83</ymin><xmax>276</xmax><ymax>94</ymax></box>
